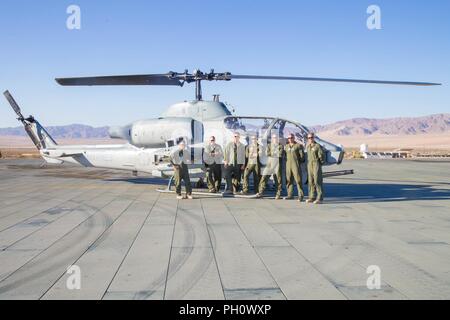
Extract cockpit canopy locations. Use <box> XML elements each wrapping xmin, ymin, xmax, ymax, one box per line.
<box><xmin>221</xmin><ymin>116</ymin><xmax>343</xmax><ymax>165</ymax></box>
<box><xmin>223</xmin><ymin>116</ymin><xmax>310</xmax><ymax>144</ymax></box>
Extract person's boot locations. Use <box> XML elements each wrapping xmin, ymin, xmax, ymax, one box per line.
<box><xmin>306</xmin><ymin>199</ymin><xmax>314</xmax><ymax>203</ymax></box>
<box><xmin>274</xmin><ymin>195</ymin><xmax>281</xmax><ymax>200</ymax></box>
<box><xmin>187</xmin><ymin>194</ymin><xmax>194</xmax><ymax>200</ymax></box>
<box><xmin>283</xmin><ymin>196</ymin><xmax>294</xmax><ymax>200</ymax></box>
<box><xmin>176</xmin><ymin>194</ymin><xmax>183</xmax><ymax>200</ymax></box>
<box><xmin>313</xmin><ymin>199</ymin><xmax>322</xmax><ymax>204</ymax></box>
<box><xmin>298</xmin><ymin>197</ymin><xmax>304</xmax><ymax>202</ymax></box>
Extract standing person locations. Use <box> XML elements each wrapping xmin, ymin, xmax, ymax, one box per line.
<box><xmin>306</xmin><ymin>132</ymin><xmax>325</xmax><ymax>204</ymax></box>
<box><xmin>223</xmin><ymin>132</ymin><xmax>246</xmax><ymax>194</ymax></box>
<box><xmin>242</xmin><ymin>135</ymin><xmax>261</xmax><ymax>194</ymax></box>
<box><xmin>203</xmin><ymin>135</ymin><xmax>223</xmax><ymax>193</ymax></box>
<box><xmin>257</xmin><ymin>133</ymin><xmax>284</xmax><ymax>199</ymax></box>
<box><xmin>170</xmin><ymin>141</ymin><xmax>193</xmax><ymax>200</ymax></box>
<box><xmin>284</xmin><ymin>133</ymin><xmax>305</xmax><ymax>201</ymax></box>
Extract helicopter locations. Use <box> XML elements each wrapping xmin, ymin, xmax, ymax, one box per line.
<box><xmin>3</xmin><ymin>69</ymin><xmax>440</xmax><ymax>193</ymax></box>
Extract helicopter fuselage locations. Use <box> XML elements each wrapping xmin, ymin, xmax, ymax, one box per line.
<box><xmin>5</xmin><ymin>95</ymin><xmax>344</xmax><ymax>180</ymax></box>
<box><xmin>107</xmin><ymin>99</ymin><xmax>344</xmax><ymax>165</ymax></box>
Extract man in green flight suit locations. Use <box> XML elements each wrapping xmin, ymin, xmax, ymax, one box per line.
<box><xmin>203</xmin><ymin>135</ymin><xmax>223</xmax><ymax>193</ymax></box>
<box><xmin>242</xmin><ymin>135</ymin><xmax>261</xmax><ymax>194</ymax></box>
<box><xmin>223</xmin><ymin>132</ymin><xmax>246</xmax><ymax>194</ymax></box>
<box><xmin>284</xmin><ymin>133</ymin><xmax>305</xmax><ymax>202</ymax></box>
<box><xmin>170</xmin><ymin>141</ymin><xmax>193</xmax><ymax>200</ymax></box>
<box><xmin>305</xmin><ymin>132</ymin><xmax>326</xmax><ymax>204</ymax></box>
<box><xmin>256</xmin><ymin>133</ymin><xmax>284</xmax><ymax>199</ymax></box>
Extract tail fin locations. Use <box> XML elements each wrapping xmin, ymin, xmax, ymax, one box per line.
<box><xmin>3</xmin><ymin>90</ymin><xmax>57</xmax><ymax>150</ymax></box>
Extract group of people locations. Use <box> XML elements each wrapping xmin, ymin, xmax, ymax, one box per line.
<box><xmin>170</xmin><ymin>132</ymin><xmax>325</xmax><ymax>204</ymax></box>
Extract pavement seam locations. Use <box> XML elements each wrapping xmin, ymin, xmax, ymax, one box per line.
<box><xmin>260</xmin><ymin>198</ymin><xmax>351</xmax><ymax>300</ymax></box>
<box><xmin>101</xmin><ymin>190</ymin><xmax>160</xmax><ymax>299</ymax></box>
<box><xmin>200</xmin><ymin>198</ymin><xmax>226</xmax><ymax>300</ymax></box>
<box><xmin>0</xmin><ymin>183</ymin><xmax>133</xmax><ymax>293</ymax></box>
<box><xmin>0</xmin><ymin>186</ymin><xmax>111</xmax><ymax>249</ymax></box>
<box><xmin>0</xmin><ymin>183</ymin><xmax>122</xmax><ymax>284</ymax></box>
<box><xmin>162</xmin><ymin>196</ymin><xmax>180</xmax><ymax>300</ymax></box>
<box><xmin>222</xmin><ymin>199</ymin><xmax>288</xmax><ymax>300</ymax></box>
<box><xmin>38</xmin><ymin>186</ymin><xmax>145</xmax><ymax>299</ymax></box>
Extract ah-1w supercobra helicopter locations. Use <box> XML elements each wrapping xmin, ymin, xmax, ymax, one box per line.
<box><xmin>3</xmin><ymin>69</ymin><xmax>440</xmax><ymax>193</ymax></box>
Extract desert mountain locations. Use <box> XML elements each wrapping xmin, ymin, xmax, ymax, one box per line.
<box><xmin>0</xmin><ymin>114</ymin><xmax>449</xmax><ymax>138</ymax></box>
<box><xmin>0</xmin><ymin>124</ymin><xmax>109</xmax><ymax>139</ymax></box>
<box><xmin>311</xmin><ymin>113</ymin><xmax>450</xmax><ymax>136</ymax></box>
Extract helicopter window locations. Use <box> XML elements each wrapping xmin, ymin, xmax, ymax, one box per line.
<box><xmin>224</xmin><ymin>117</ymin><xmax>243</xmax><ymax>130</ymax></box>
<box><xmin>282</xmin><ymin>121</ymin><xmax>309</xmax><ymax>144</ymax></box>
<box><xmin>224</xmin><ymin>117</ymin><xmax>276</xmax><ymax>137</ymax></box>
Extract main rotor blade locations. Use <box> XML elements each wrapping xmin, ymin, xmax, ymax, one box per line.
<box><xmin>230</xmin><ymin>74</ymin><xmax>441</xmax><ymax>86</ymax></box>
<box><xmin>55</xmin><ymin>74</ymin><xmax>183</xmax><ymax>86</ymax></box>
<box><xmin>3</xmin><ymin>90</ymin><xmax>24</xmax><ymax>118</ymax></box>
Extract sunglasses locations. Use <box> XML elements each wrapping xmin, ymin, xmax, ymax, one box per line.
<box><xmin>307</xmin><ymin>137</ymin><xmax>314</xmax><ymax>139</ymax></box>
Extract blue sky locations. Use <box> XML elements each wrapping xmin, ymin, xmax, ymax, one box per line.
<box><xmin>0</xmin><ymin>0</ymin><xmax>448</xmax><ymax>127</ymax></box>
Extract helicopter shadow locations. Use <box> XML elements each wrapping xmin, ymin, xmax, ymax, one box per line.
<box><xmin>104</xmin><ymin>177</ymin><xmax>450</xmax><ymax>204</ymax></box>
<box><xmin>322</xmin><ymin>182</ymin><xmax>450</xmax><ymax>204</ymax></box>
<box><xmin>105</xmin><ymin>177</ymin><xmax>169</xmax><ymax>186</ymax></box>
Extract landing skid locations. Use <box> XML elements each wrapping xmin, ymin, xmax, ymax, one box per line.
<box><xmin>154</xmin><ymin>171</ymin><xmax>353</xmax><ymax>198</ymax></box>
<box><xmin>156</xmin><ymin>188</ymin><xmax>260</xmax><ymax>198</ymax></box>
<box><xmin>156</xmin><ymin>189</ymin><xmax>222</xmax><ymax>197</ymax></box>
<box><xmin>156</xmin><ymin>175</ymin><xmax>261</xmax><ymax>198</ymax></box>
<box><xmin>323</xmin><ymin>169</ymin><xmax>354</xmax><ymax>178</ymax></box>
<box><xmin>222</xmin><ymin>192</ymin><xmax>259</xmax><ymax>199</ymax></box>
<box><xmin>156</xmin><ymin>175</ymin><xmax>221</xmax><ymax>197</ymax></box>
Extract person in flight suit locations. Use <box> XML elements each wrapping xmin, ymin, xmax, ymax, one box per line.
<box><xmin>284</xmin><ymin>133</ymin><xmax>305</xmax><ymax>202</ymax></box>
<box><xmin>256</xmin><ymin>133</ymin><xmax>284</xmax><ymax>199</ymax></box>
<box><xmin>170</xmin><ymin>141</ymin><xmax>193</xmax><ymax>200</ymax></box>
<box><xmin>223</xmin><ymin>132</ymin><xmax>246</xmax><ymax>194</ymax></box>
<box><xmin>305</xmin><ymin>132</ymin><xmax>326</xmax><ymax>204</ymax></box>
<box><xmin>242</xmin><ymin>135</ymin><xmax>261</xmax><ymax>194</ymax></box>
<box><xmin>203</xmin><ymin>135</ymin><xmax>223</xmax><ymax>193</ymax></box>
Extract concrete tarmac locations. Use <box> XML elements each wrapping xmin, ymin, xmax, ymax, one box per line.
<box><xmin>0</xmin><ymin>158</ymin><xmax>449</xmax><ymax>300</ymax></box>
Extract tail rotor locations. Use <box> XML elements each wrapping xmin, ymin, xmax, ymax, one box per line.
<box><xmin>2</xmin><ymin>90</ymin><xmax>45</xmax><ymax>149</ymax></box>
<box><xmin>4</xmin><ymin>90</ymin><xmax>26</xmax><ymax>121</ymax></box>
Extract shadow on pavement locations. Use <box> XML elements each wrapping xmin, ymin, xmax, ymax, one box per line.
<box><xmin>324</xmin><ymin>182</ymin><xmax>450</xmax><ymax>203</ymax></box>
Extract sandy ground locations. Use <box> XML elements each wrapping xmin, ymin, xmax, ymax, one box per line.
<box><xmin>317</xmin><ymin>133</ymin><xmax>450</xmax><ymax>152</ymax></box>
<box><xmin>0</xmin><ymin>136</ymin><xmax>123</xmax><ymax>148</ymax></box>
<box><xmin>0</xmin><ymin>136</ymin><xmax>125</xmax><ymax>158</ymax></box>
<box><xmin>1</xmin><ymin>134</ymin><xmax>450</xmax><ymax>159</ymax></box>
